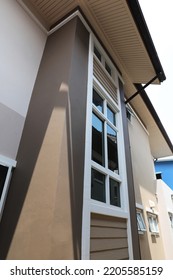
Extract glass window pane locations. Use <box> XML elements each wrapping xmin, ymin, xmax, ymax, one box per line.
<box><xmin>109</xmin><ymin>178</ymin><xmax>120</xmax><ymax>207</ymax></box>
<box><xmin>107</xmin><ymin>124</ymin><xmax>119</xmax><ymax>173</ymax></box>
<box><xmin>92</xmin><ymin>113</ymin><xmax>105</xmax><ymax>166</ymax></box>
<box><xmin>107</xmin><ymin>106</ymin><xmax>116</xmax><ymax>125</ymax></box>
<box><xmin>94</xmin><ymin>46</ymin><xmax>101</xmax><ymax>61</ymax></box>
<box><xmin>137</xmin><ymin>214</ymin><xmax>141</xmax><ymax>231</ymax></box>
<box><xmin>91</xmin><ymin>169</ymin><xmax>105</xmax><ymax>202</ymax></box>
<box><xmin>148</xmin><ymin>217</ymin><xmax>153</xmax><ymax>232</ymax></box>
<box><xmin>0</xmin><ymin>165</ymin><xmax>8</xmax><ymax>200</ymax></box>
<box><xmin>148</xmin><ymin>216</ymin><xmax>159</xmax><ymax>233</ymax></box>
<box><xmin>137</xmin><ymin>212</ymin><xmax>146</xmax><ymax>231</ymax></box>
<box><xmin>105</xmin><ymin>62</ymin><xmax>112</xmax><ymax>76</ymax></box>
<box><xmin>93</xmin><ymin>89</ymin><xmax>103</xmax><ymax>113</ymax></box>
<box><xmin>153</xmin><ymin>217</ymin><xmax>159</xmax><ymax>232</ymax></box>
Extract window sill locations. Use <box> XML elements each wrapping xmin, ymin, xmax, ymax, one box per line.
<box><xmin>150</xmin><ymin>232</ymin><xmax>160</xmax><ymax>237</ymax></box>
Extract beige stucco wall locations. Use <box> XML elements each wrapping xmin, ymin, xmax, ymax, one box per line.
<box><xmin>128</xmin><ymin>114</ymin><xmax>165</xmax><ymax>259</ymax></box>
<box><xmin>7</xmin><ymin>94</ymin><xmax>74</xmax><ymax>259</ymax></box>
<box><xmin>156</xmin><ymin>179</ymin><xmax>173</xmax><ymax>259</ymax></box>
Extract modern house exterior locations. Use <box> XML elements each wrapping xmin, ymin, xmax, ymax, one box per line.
<box><xmin>155</xmin><ymin>157</ymin><xmax>173</xmax><ymax>190</ymax></box>
<box><xmin>0</xmin><ymin>0</ymin><xmax>173</xmax><ymax>260</ymax></box>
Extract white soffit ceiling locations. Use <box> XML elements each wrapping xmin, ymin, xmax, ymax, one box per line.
<box><xmin>18</xmin><ymin>0</ymin><xmax>157</xmax><ymax>85</ymax></box>
<box><xmin>17</xmin><ymin>0</ymin><xmax>172</xmax><ymax>157</ymax></box>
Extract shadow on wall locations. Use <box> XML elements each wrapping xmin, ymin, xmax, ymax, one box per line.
<box><xmin>0</xmin><ymin>82</ymin><xmax>77</xmax><ymax>259</ymax></box>
<box><xmin>0</xmin><ymin>17</ymin><xmax>89</xmax><ymax>259</ymax></box>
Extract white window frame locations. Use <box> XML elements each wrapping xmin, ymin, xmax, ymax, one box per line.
<box><xmin>91</xmin><ymin>44</ymin><xmax>127</xmax><ymax>211</ymax></box>
<box><xmin>0</xmin><ymin>155</ymin><xmax>16</xmax><ymax>221</ymax></box>
<box><xmin>147</xmin><ymin>213</ymin><xmax>159</xmax><ymax>235</ymax></box>
<box><xmin>136</xmin><ymin>210</ymin><xmax>146</xmax><ymax>234</ymax></box>
<box><xmin>82</xmin><ymin>33</ymin><xmax>133</xmax><ymax>260</ymax></box>
<box><xmin>93</xmin><ymin>45</ymin><xmax>115</xmax><ymax>79</ymax></box>
<box><xmin>91</xmin><ymin>83</ymin><xmax>121</xmax><ymax>207</ymax></box>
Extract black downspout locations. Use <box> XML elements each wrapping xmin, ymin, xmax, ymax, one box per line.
<box><xmin>119</xmin><ymin>78</ymin><xmax>141</xmax><ymax>260</ymax></box>
<box><xmin>125</xmin><ymin>75</ymin><xmax>158</xmax><ymax>104</ymax></box>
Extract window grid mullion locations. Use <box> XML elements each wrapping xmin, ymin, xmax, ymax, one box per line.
<box><xmin>105</xmin><ymin>174</ymin><xmax>110</xmax><ymax>206</ymax></box>
<box><xmin>92</xmin><ymin>105</ymin><xmax>106</xmax><ymax>122</ymax></box>
<box><xmin>106</xmin><ymin>117</ymin><xmax>118</xmax><ymax>132</ymax></box>
<box><xmin>104</xmin><ymin>113</ymin><xmax>109</xmax><ymax>205</ymax></box>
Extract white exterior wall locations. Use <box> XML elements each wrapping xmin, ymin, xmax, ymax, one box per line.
<box><xmin>0</xmin><ymin>0</ymin><xmax>47</xmax><ymax>159</ymax></box>
<box><xmin>156</xmin><ymin>179</ymin><xmax>173</xmax><ymax>259</ymax></box>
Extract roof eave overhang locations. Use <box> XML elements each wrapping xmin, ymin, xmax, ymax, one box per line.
<box><xmin>127</xmin><ymin>0</ymin><xmax>166</xmax><ymax>83</ymax></box>
<box><xmin>16</xmin><ymin>0</ymin><xmax>172</xmax><ymax>157</ymax></box>
<box><xmin>134</xmin><ymin>84</ymin><xmax>173</xmax><ymax>157</ymax></box>
<box><xmin>17</xmin><ymin>0</ymin><xmax>165</xmax><ymax>85</ymax></box>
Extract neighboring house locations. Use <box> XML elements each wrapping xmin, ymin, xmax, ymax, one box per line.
<box><xmin>155</xmin><ymin>157</ymin><xmax>173</xmax><ymax>190</ymax></box>
<box><xmin>0</xmin><ymin>0</ymin><xmax>173</xmax><ymax>260</ymax></box>
<box><xmin>156</xmin><ymin>178</ymin><xmax>173</xmax><ymax>259</ymax></box>
<box><xmin>128</xmin><ymin>106</ymin><xmax>173</xmax><ymax>259</ymax></box>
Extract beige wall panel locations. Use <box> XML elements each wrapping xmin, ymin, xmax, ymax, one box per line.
<box><xmin>7</xmin><ymin>95</ymin><xmax>74</xmax><ymax>259</ymax></box>
<box><xmin>128</xmin><ymin>116</ymin><xmax>156</xmax><ymax>205</ymax></box>
<box><xmin>91</xmin><ymin>248</ymin><xmax>129</xmax><ymax>260</ymax></box>
<box><xmin>90</xmin><ymin>238</ymin><xmax>128</xmax><ymax>252</ymax></box>
<box><xmin>128</xmin><ymin>115</ymin><xmax>165</xmax><ymax>259</ymax></box>
<box><xmin>91</xmin><ymin>227</ymin><xmax>127</xmax><ymax>239</ymax></box>
<box><xmin>91</xmin><ymin>213</ymin><xmax>127</xmax><ymax>228</ymax></box>
<box><xmin>90</xmin><ymin>214</ymin><xmax>129</xmax><ymax>260</ymax></box>
<box><xmin>156</xmin><ymin>179</ymin><xmax>173</xmax><ymax>259</ymax></box>
<box><xmin>138</xmin><ymin>182</ymin><xmax>165</xmax><ymax>259</ymax></box>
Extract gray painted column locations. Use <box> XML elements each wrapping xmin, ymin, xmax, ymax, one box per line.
<box><xmin>119</xmin><ymin>78</ymin><xmax>141</xmax><ymax>260</ymax></box>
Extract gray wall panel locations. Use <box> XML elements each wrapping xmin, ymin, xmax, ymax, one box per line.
<box><xmin>0</xmin><ymin>103</ymin><xmax>24</xmax><ymax>159</ymax></box>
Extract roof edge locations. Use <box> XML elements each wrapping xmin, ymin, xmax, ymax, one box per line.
<box><xmin>135</xmin><ymin>83</ymin><xmax>173</xmax><ymax>155</ymax></box>
<box><xmin>126</xmin><ymin>0</ymin><xmax>166</xmax><ymax>82</ymax></box>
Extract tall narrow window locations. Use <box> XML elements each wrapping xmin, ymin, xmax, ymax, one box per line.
<box><xmin>92</xmin><ymin>113</ymin><xmax>104</xmax><ymax>166</ymax></box>
<box><xmin>90</xmin><ymin>43</ymin><xmax>122</xmax><ymax>209</ymax></box>
<box><xmin>91</xmin><ymin>87</ymin><xmax>121</xmax><ymax>207</ymax></box>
